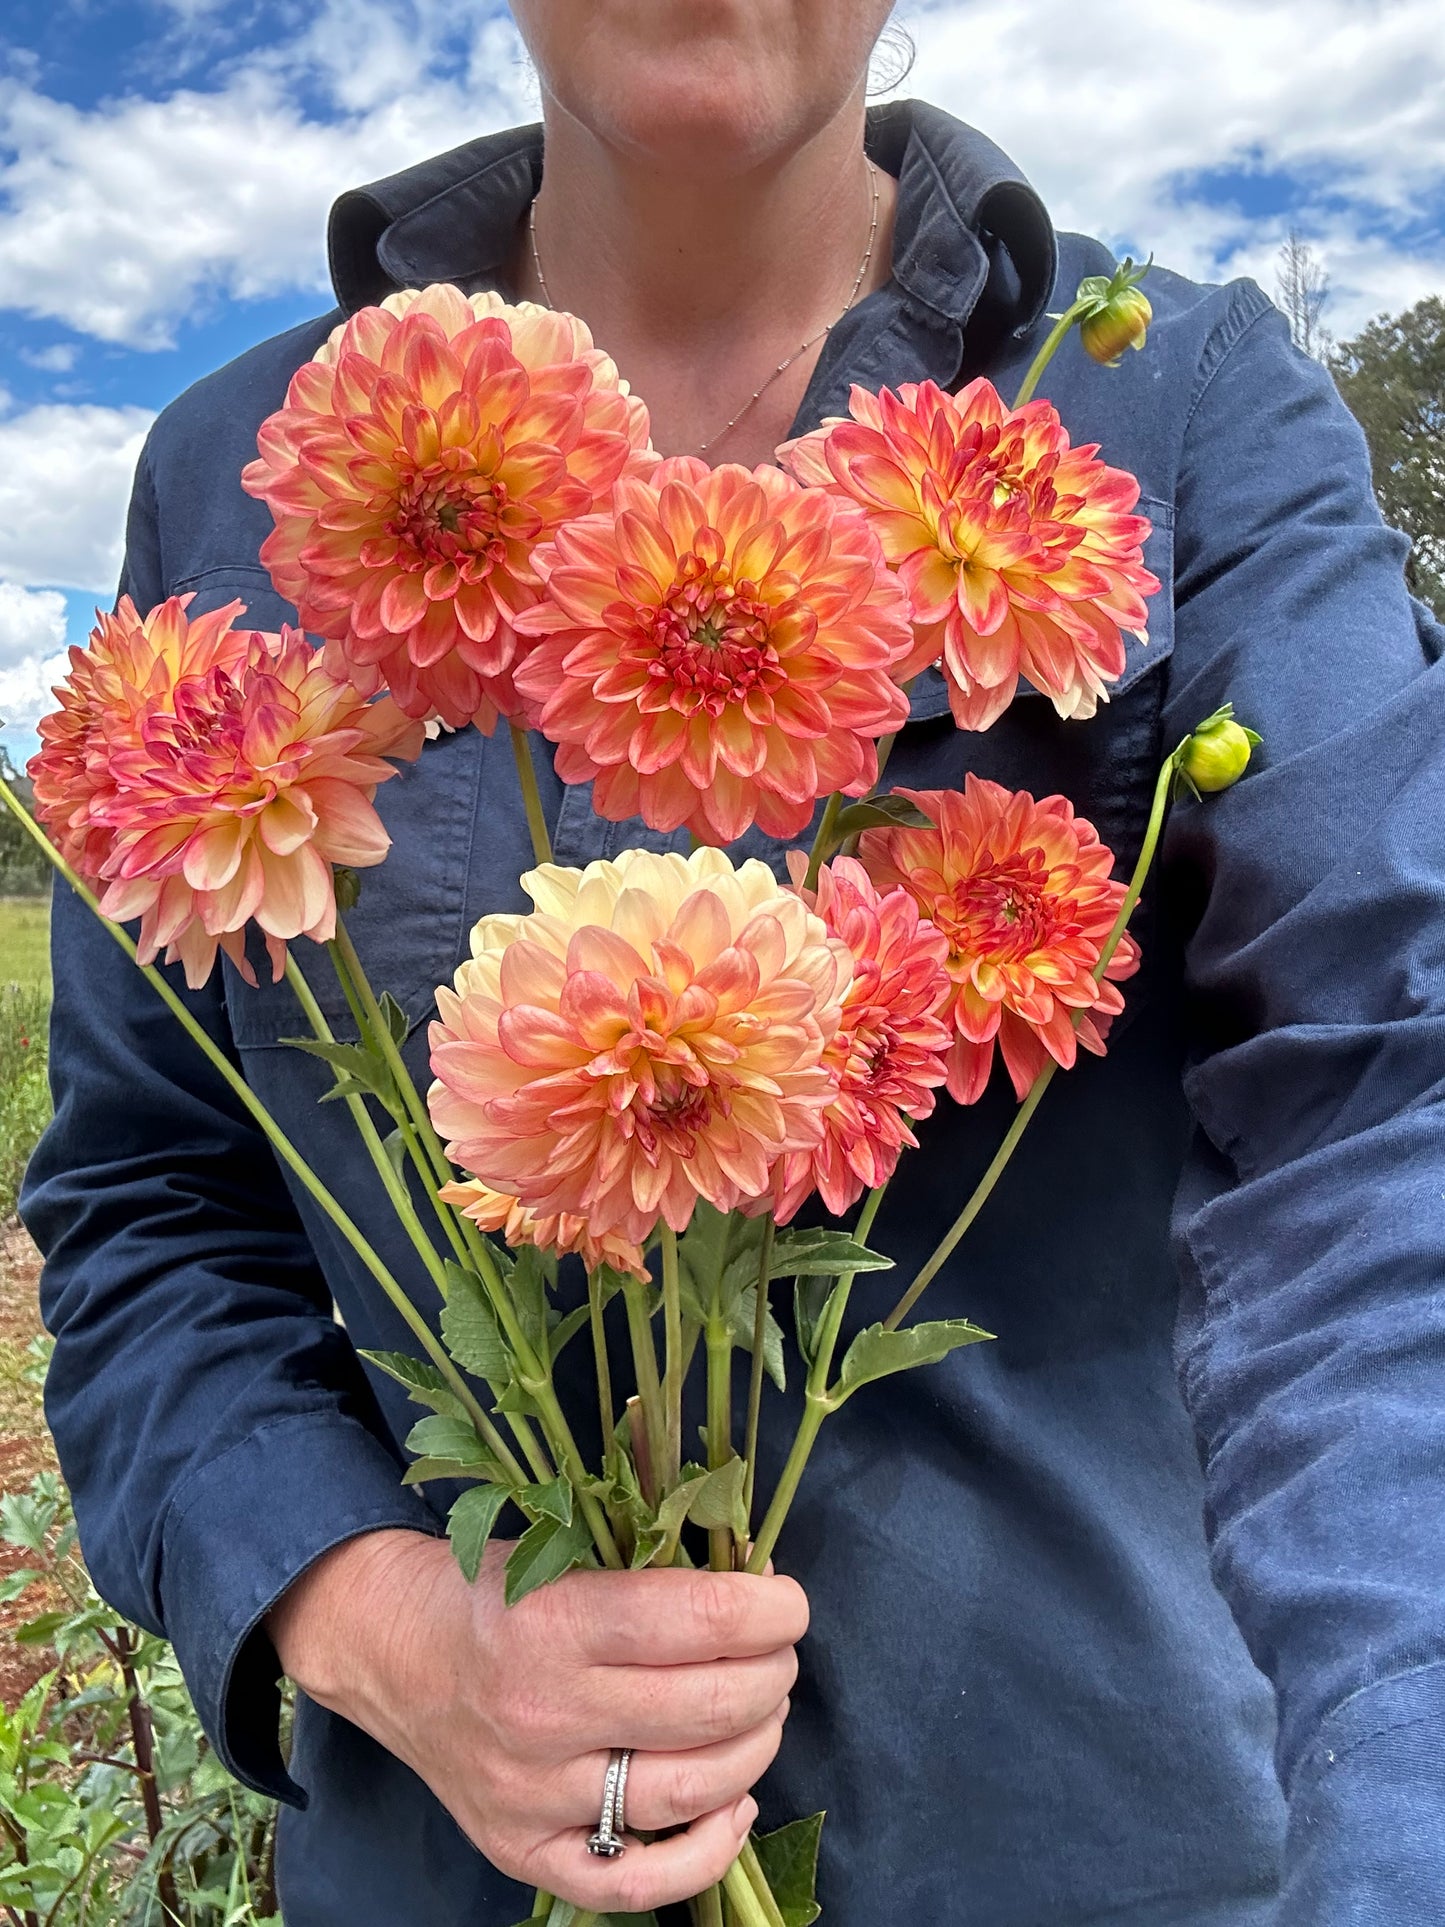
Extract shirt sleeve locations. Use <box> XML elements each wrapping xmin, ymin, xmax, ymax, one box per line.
<box><xmin>21</xmin><ymin>445</ymin><xmax>439</xmax><ymax>1804</ymax></box>
<box><xmin>1161</xmin><ymin>281</ymin><xmax>1445</xmax><ymax>1921</ymax></box>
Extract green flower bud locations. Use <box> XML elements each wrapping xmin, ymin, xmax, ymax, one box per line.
<box><xmin>1080</xmin><ymin>284</ymin><xmax>1154</xmax><ymax>367</ymax></box>
<box><xmin>1179</xmin><ymin>715</ymin><xmax>1260</xmax><ymax>793</ymax></box>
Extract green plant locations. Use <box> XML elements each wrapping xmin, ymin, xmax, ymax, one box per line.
<box><xmin>0</xmin><ymin>1471</ymin><xmax>282</xmax><ymax>1927</ymax></box>
<box><xmin>0</xmin><ymin>985</ymin><xmax>51</xmax><ymax>1219</ymax></box>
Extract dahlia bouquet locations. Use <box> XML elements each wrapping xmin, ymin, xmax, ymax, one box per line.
<box><xmin>8</xmin><ymin>259</ymin><xmax>1258</xmax><ymax>1927</ymax></box>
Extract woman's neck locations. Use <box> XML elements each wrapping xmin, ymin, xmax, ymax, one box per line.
<box><xmin>509</xmin><ymin>96</ymin><xmax>897</xmax><ymax>464</ymax></box>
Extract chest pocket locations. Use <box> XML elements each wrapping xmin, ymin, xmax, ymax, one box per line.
<box><xmin>170</xmin><ymin>566</ymin><xmax>487</xmax><ymax>1054</ymax></box>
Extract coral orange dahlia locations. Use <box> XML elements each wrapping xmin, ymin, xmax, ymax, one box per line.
<box><xmin>511</xmin><ymin>457</ymin><xmax>918</xmax><ymax>845</ymax></box>
<box><xmin>781</xmin><ymin>379</ymin><xmax>1159</xmax><ymax>732</ymax></box>
<box><xmin>242</xmin><ymin>284</ymin><xmax>655</xmax><ymax>732</ymax></box>
<box><xmin>858</xmin><ymin>779</ymin><xmax>1139</xmax><ymax>1104</ymax></box>
<box><xmin>427</xmin><ymin>847</ymin><xmax>852</xmax><ymax>1247</ymax></box>
<box><xmin>769</xmin><ymin>854</ymin><xmax>953</xmax><ymax>1221</ymax></box>
<box><xmin>29</xmin><ymin>594</ymin><xmax>250</xmax><ymax>881</ymax></box>
<box><xmin>90</xmin><ymin>625</ymin><xmax>423</xmax><ymax>987</ymax></box>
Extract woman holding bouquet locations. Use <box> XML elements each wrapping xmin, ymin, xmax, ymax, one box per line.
<box><xmin>22</xmin><ymin>2</ymin><xmax>1445</xmax><ymax>1923</ymax></box>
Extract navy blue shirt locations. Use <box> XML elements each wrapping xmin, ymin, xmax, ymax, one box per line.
<box><xmin>23</xmin><ymin>102</ymin><xmax>1445</xmax><ymax>1925</ymax></box>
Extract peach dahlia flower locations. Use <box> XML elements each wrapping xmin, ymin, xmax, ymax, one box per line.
<box><xmin>781</xmin><ymin>379</ymin><xmax>1159</xmax><ymax>732</ymax></box>
<box><xmin>81</xmin><ymin>622</ymin><xmax>422</xmax><ymax>987</ymax></box>
<box><xmin>511</xmin><ymin>457</ymin><xmax>920</xmax><ymax>845</ymax></box>
<box><xmin>859</xmin><ymin>779</ymin><xmax>1139</xmax><ymax>1105</ymax></box>
<box><xmin>427</xmin><ymin>847</ymin><xmax>852</xmax><ymax>1247</ymax></box>
<box><xmin>769</xmin><ymin>854</ymin><xmax>954</xmax><ymax>1221</ymax></box>
<box><xmin>242</xmin><ymin>284</ymin><xmax>655</xmax><ymax>732</ymax></box>
<box><xmin>437</xmin><ymin>1177</ymin><xmax>648</xmax><ymax>1282</ymax></box>
<box><xmin>29</xmin><ymin>595</ymin><xmax>250</xmax><ymax>880</ymax></box>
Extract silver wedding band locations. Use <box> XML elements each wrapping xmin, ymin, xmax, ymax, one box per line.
<box><xmin>586</xmin><ymin>1747</ymin><xmax>632</xmax><ymax>1859</ymax></box>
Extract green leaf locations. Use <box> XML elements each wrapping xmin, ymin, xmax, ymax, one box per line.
<box><xmin>402</xmin><ymin>1456</ymin><xmax>505</xmax><ymax>1487</ymax></box>
<box><xmin>379</xmin><ymin>989</ymin><xmax>411</xmax><ymax>1046</ymax></box>
<box><xmin>0</xmin><ymin>1569</ymin><xmax>41</xmax><ymax>1605</ymax></box>
<box><xmin>753</xmin><ymin>1811</ymin><xmax>826</xmax><ymax>1927</ymax></box>
<box><xmin>497</xmin><ymin>1378</ymin><xmax>543</xmax><ymax>1417</ymax></box>
<box><xmin>283</xmin><ymin>1035</ymin><xmax>393</xmax><ymax>1109</ymax></box>
<box><xmin>769</xmin><ymin>1227</ymin><xmax>893</xmax><ymax>1279</ymax></box>
<box><xmin>381</xmin><ymin>1125</ymin><xmax>409</xmax><ymax>1181</ymax></box>
<box><xmin>14</xmin><ymin>1610</ymin><xmax>68</xmax><ymax>1646</ymax></box>
<box><xmin>404</xmin><ymin>1414</ymin><xmax>495</xmax><ymax>1468</ymax></box>
<box><xmin>730</xmin><ymin>1286</ymin><xmax>786</xmax><ymax>1392</ymax></box>
<box><xmin>833</xmin><ymin>1318</ymin><xmax>993</xmax><ymax>1402</ymax></box>
<box><xmin>509</xmin><ymin>1245</ymin><xmax>552</xmax><ymax>1351</ymax></box>
<box><xmin>357</xmin><ymin>1349</ymin><xmax>465</xmax><ymax>1418</ymax></box>
<box><xmin>682</xmin><ymin>1455</ymin><xmax>748</xmax><ymax>1534</ymax></box>
<box><xmin>547</xmin><ymin>1302</ymin><xmax>593</xmax><ymax>1359</ymax></box>
<box><xmin>504</xmin><ymin>1510</ymin><xmax>595</xmax><ymax>1606</ymax></box>
<box><xmin>831</xmin><ymin>792</ymin><xmax>937</xmax><ymax>839</ymax></box>
<box><xmin>520</xmin><ymin>1476</ymin><xmax>573</xmax><ymax>1526</ymax></box>
<box><xmin>440</xmin><ymin>1265</ymin><xmax>511</xmax><ymax>1384</ymax></box>
<box><xmin>448</xmin><ymin>1485</ymin><xmax>511</xmax><ymax>1584</ymax></box>
<box><xmin>794</xmin><ymin>1277</ymin><xmax>834</xmax><ymax>1367</ymax></box>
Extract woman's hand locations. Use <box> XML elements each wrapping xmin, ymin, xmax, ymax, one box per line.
<box><xmin>269</xmin><ymin>1527</ymin><xmax>807</xmax><ymax>1913</ymax></box>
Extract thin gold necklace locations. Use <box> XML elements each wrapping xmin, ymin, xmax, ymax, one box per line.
<box><xmin>527</xmin><ymin>160</ymin><xmax>882</xmax><ymax>456</ymax></box>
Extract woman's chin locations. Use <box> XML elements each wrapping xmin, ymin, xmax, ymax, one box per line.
<box><xmin>547</xmin><ymin>62</ymin><xmax>855</xmax><ymax>176</ymax></box>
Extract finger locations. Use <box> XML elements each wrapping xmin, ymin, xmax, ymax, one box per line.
<box><xmin>575</xmin><ymin>1647</ymin><xmax>798</xmax><ymax>1754</ymax></box>
<box><xmin>531</xmin><ymin>1712</ymin><xmax>786</xmax><ymax>1833</ymax></box>
<box><xmin>530</xmin><ymin>1796</ymin><xmax>758</xmax><ymax>1917</ymax></box>
<box><xmin>547</xmin><ymin>1568</ymin><xmax>809</xmax><ymax>1667</ymax></box>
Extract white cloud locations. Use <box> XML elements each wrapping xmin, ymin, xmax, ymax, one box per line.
<box><xmin>18</xmin><ymin>343</ymin><xmax>79</xmax><ymax>373</ymax></box>
<box><xmin>0</xmin><ymin>401</ymin><xmax>154</xmax><ymax>594</ymax></box>
<box><xmin>0</xmin><ymin>582</ymin><xmax>66</xmax><ymax>668</ymax></box>
<box><xmin>898</xmin><ymin>0</ymin><xmax>1445</xmax><ymax>335</ymax></box>
<box><xmin>0</xmin><ymin>584</ymin><xmax>68</xmax><ymax>749</ymax></box>
<box><xmin>0</xmin><ymin>13</ymin><xmax>534</xmax><ymax>349</ymax></box>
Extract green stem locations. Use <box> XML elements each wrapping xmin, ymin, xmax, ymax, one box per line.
<box><xmin>745</xmin><ymin>1184</ymin><xmax>886</xmax><ymax>1576</ymax></box>
<box><xmin>883</xmin><ymin>1068</ymin><xmax>1055</xmax><ymax>1330</ymax></box>
<box><xmin>660</xmin><ymin>1224</ymin><xmax>684</xmax><ymax>1489</ymax></box>
<box><xmin>1012</xmin><ymin>299</ymin><xmax>1087</xmax><ymax>409</ymax></box>
<box><xmin>285</xmin><ymin>955</ymin><xmax>457</xmax><ymax>1305</ymax></box>
<box><xmin>885</xmin><ymin>748</ymin><xmax>1180</xmax><ymax>1331</ymax></box>
<box><xmin>739</xmin><ymin>1839</ymin><xmax>789</xmax><ymax>1927</ymax></box>
<box><xmin>587</xmin><ymin>1268</ymin><xmax>615</xmax><ymax>1459</ymax></box>
<box><xmin>510</xmin><ymin>724</ymin><xmax>554</xmax><ymax>867</ymax></box>
<box><xmin>695</xmin><ymin>1884</ymin><xmax>726</xmax><ymax>1927</ymax></box>
<box><xmin>802</xmin><ymin>791</ymin><xmax>844</xmax><ymax>891</ymax></box>
<box><xmin>621</xmin><ymin>1272</ymin><xmax>667</xmax><ymax>1504</ymax></box>
<box><xmin>724</xmin><ymin>1853</ymin><xmax>784</xmax><ymax>1927</ymax></box>
<box><xmin>705</xmin><ymin>1316</ymin><xmax>734</xmax><ymax>1572</ymax></box>
<box><xmin>529</xmin><ymin>1893</ymin><xmax>553</xmax><ymax>1922</ymax></box>
<box><xmin>740</xmin><ymin>1216</ymin><xmax>775</xmax><ymax>1533</ymax></box>
<box><xmin>0</xmin><ymin>776</ymin><xmax>523</xmax><ymax>1493</ymax></box>
<box><xmin>329</xmin><ymin>921</ymin><xmax>454</xmax><ymax>1192</ymax></box>
<box><xmin>327</xmin><ymin>930</ymin><xmax>567</xmax><ymax>1490</ymax></box>
<box><xmin>324</xmin><ymin>937</ymin><xmax>471</xmax><ymax>1268</ymax></box>
<box><xmin>283</xmin><ymin>957</ymin><xmax>529</xmax><ymax>1488</ymax></box>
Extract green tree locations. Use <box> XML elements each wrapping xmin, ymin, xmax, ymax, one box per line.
<box><xmin>1330</xmin><ymin>296</ymin><xmax>1445</xmax><ymax>620</ymax></box>
<box><xmin>0</xmin><ymin>750</ymin><xmax>50</xmax><ymax>897</ymax></box>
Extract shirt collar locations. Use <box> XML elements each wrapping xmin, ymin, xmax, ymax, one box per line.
<box><xmin>327</xmin><ymin>98</ymin><xmax>1057</xmax><ymax>343</ymax></box>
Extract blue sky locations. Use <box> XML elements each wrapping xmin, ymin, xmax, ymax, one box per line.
<box><xmin>1</xmin><ymin>0</ymin><xmax>1442</xmax><ymax>761</ymax></box>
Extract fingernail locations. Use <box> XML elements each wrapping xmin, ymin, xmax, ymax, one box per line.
<box><xmin>735</xmin><ymin>1796</ymin><xmax>758</xmax><ymax>1831</ymax></box>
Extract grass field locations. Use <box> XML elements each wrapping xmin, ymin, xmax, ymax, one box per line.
<box><xmin>0</xmin><ymin>894</ymin><xmax>52</xmax><ymax>992</ymax></box>
<box><xmin>0</xmin><ymin>896</ymin><xmax>51</xmax><ymax>1218</ymax></box>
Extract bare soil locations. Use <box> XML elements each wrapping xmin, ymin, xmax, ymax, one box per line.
<box><xmin>0</xmin><ymin>1216</ymin><xmax>59</xmax><ymax>1706</ymax></box>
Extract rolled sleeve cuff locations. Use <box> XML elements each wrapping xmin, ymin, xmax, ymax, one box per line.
<box><xmin>1281</xmin><ymin>1661</ymin><xmax>1445</xmax><ymax>1925</ymax></box>
<box><xmin>161</xmin><ymin>1410</ymin><xmax>441</xmax><ymax>1803</ymax></box>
